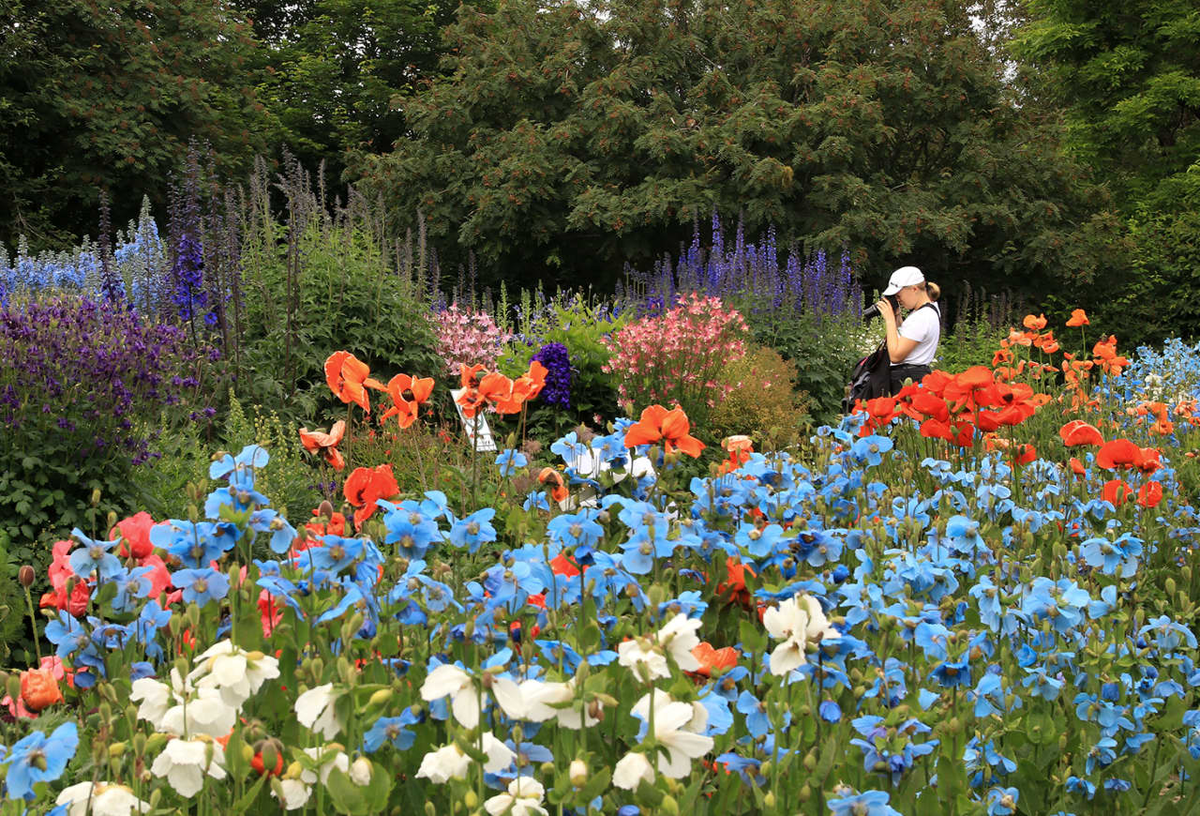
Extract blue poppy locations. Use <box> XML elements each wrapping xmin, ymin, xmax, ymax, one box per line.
<box><xmin>173</xmin><ymin>567</ymin><xmax>231</xmax><ymax>606</ymax></box>
<box><xmin>67</xmin><ymin>528</ymin><xmax>122</xmax><ymax>581</ymax></box>
<box><xmin>2</xmin><ymin>721</ymin><xmax>79</xmax><ymax>800</ymax></box>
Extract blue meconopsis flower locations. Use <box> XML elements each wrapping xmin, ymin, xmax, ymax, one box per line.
<box><xmin>380</xmin><ymin>500</ymin><xmax>444</xmax><ymax>559</ymax></box>
<box><xmin>173</xmin><ymin>567</ymin><xmax>231</xmax><ymax>606</ymax></box>
<box><xmin>1021</xmin><ymin>577</ymin><xmax>1091</xmax><ymax>634</ymax></box>
<box><xmin>151</xmin><ymin>519</ymin><xmax>237</xmax><ymax>568</ymax></box>
<box><xmin>1139</xmin><ymin>616</ymin><xmax>1199</xmax><ymax>652</ymax></box>
<box><xmin>1078</xmin><ymin>534</ymin><xmax>1143</xmax><ymax>577</ymax></box>
<box><xmin>2</xmin><ymin>722</ymin><xmax>79</xmax><ymax>800</ymax></box>
<box><xmin>450</xmin><ymin>509</ymin><xmax>497</xmax><ymax>554</ymax></box>
<box><xmin>851</xmin><ymin>434</ymin><xmax>893</xmax><ymax>467</ymax></box>
<box><xmin>67</xmin><ymin>528</ymin><xmax>122</xmax><ymax>581</ymax></box>
<box><xmin>826</xmin><ymin>787</ymin><xmax>902</xmax><ymax>816</ymax></box>
<box><xmin>494</xmin><ymin>449</ymin><xmax>528</xmax><ymax>477</ymax></box>
<box><xmin>985</xmin><ymin>786</ymin><xmax>1019</xmax><ymax>816</ymax></box>
<box><xmin>547</xmin><ymin>510</ymin><xmax>605</xmax><ymax>555</ymax></box>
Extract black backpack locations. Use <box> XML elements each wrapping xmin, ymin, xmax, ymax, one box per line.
<box><xmin>842</xmin><ymin>339</ymin><xmax>891</xmax><ymax>414</ymax></box>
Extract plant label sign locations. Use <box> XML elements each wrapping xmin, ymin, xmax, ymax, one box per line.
<box><xmin>450</xmin><ymin>388</ymin><xmax>498</xmax><ymax>452</ymax></box>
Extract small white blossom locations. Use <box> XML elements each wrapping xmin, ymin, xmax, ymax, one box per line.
<box><xmin>630</xmin><ymin>690</ymin><xmax>714</xmax><ymax>778</ymax></box>
<box><xmin>420</xmin><ymin>664</ymin><xmax>481</xmax><ymax>728</ymax></box>
<box><xmin>189</xmin><ymin>640</ymin><xmax>280</xmax><ymax>707</ymax></box>
<box><xmin>295</xmin><ymin>683</ymin><xmax>344</xmax><ymax>739</ymax></box>
<box><xmin>485</xmin><ymin>777</ymin><xmax>548</xmax><ymax>816</ymax></box>
<box><xmin>762</xmin><ymin>593</ymin><xmax>839</xmax><ymax>676</ymax></box>
<box><xmin>618</xmin><ymin>613</ymin><xmax>702</xmax><ymax>680</ymax></box>
<box><xmin>612</xmin><ymin>752</ymin><xmax>655</xmax><ymax>790</ymax></box>
<box><xmin>150</xmin><ymin>737</ymin><xmax>227</xmax><ymax>798</ymax></box>
<box><xmin>56</xmin><ymin>782</ymin><xmax>151</xmax><ymax>815</ymax></box>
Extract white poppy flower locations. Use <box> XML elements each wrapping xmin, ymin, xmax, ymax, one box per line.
<box><xmin>630</xmin><ymin>691</ymin><xmax>714</xmax><ymax>778</ymax></box>
<box><xmin>656</xmin><ymin>613</ymin><xmax>702</xmax><ymax>672</ymax></box>
<box><xmin>420</xmin><ymin>664</ymin><xmax>481</xmax><ymax>728</ymax></box>
<box><xmin>762</xmin><ymin>593</ymin><xmax>838</xmax><ymax>676</ymax></box>
<box><xmin>190</xmin><ymin>640</ymin><xmax>280</xmax><ymax>707</ymax></box>
<box><xmin>273</xmin><ymin>779</ymin><xmax>312</xmax><ymax>811</ymax></box>
<box><xmin>480</xmin><ymin>731</ymin><xmax>516</xmax><ymax>773</ymax></box>
<box><xmin>150</xmin><ymin>738</ymin><xmax>227</xmax><ymax>798</ymax></box>
<box><xmin>295</xmin><ymin>683</ymin><xmax>344</xmax><ymax>739</ymax></box>
<box><xmin>129</xmin><ymin>677</ymin><xmax>174</xmax><ymax>729</ymax></box>
<box><xmin>612</xmin><ymin>752</ymin><xmax>655</xmax><ymax>790</ymax></box>
<box><xmin>551</xmin><ymin>677</ymin><xmax>601</xmax><ymax>730</ymax></box>
<box><xmin>159</xmin><ymin>687</ymin><xmax>238</xmax><ymax>739</ymax></box>
<box><xmin>56</xmin><ymin>782</ymin><xmax>151</xmax><ymax>815</ymax></box>
<box><xmin>485</xmin><ymin>777</ymin><xmax>548</xmax><ymax>816</ymax></box>
<box><xmin>617</xmin><ymin>637</ymin><xmax>670</xmax><ymax>681</ymax></box>
<box><xmin>416</xmin><ymin>743</ymin><xmax>472</xmax><ymax>784</ymax></box>
<box><xmin>349</xmin><ymin>757</ymin><xmax>372</xmax><ymax>786</ymax></box>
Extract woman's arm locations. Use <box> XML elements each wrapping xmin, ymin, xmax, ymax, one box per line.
<box><xmin>877</xmin><ymin>300</ymin><xmax>919</xmax><ymax>363</ymax></box>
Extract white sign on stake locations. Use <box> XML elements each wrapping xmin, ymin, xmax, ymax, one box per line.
<box><xmin>450</xmin><ymin>388</ymin><xmax>498</xmax><ymax>452</ymax></box>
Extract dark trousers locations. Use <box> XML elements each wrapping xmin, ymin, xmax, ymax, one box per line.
<box><xmin>889</xmin><ymin>364</ymin><xmax>931</xmax><ymax>395</ymax></box>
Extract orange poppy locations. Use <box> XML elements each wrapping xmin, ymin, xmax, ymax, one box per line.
<box><xmin>1066</xmin><ymin>309</ymin><xmax>1089</xmax><ymax>328</ymax></box>
<box><xmin>1059</xmin><ymin>419</ymin><xmax>1104</xmax><ymax>447</ymax></box>
<box><xmin>1023</xmin><ymin>314</ymin><xmax>1048</xmax><ymax>331</ymax></box>
<box><xmin>299</xmin><ymin>420</ymin><xmax>347</xmax><ymax>470</ymax></box>
<box><xmin>1102</xmin><ymin>479</ymin><xmax>1132</xmax><ymax>506</ymax></box>
<box><xmin>514</xmin><ymin>360</ymin><xmax>548</xmax><ymax>402</ymax></box>
<box><xmin>20</xmin><ymin>669</ymin><xmax>62</xmax><ymax>712</ymax></box>
<box><xmin>1096</xmin><ymin>438</ymin><xmax>1143</xmax><ymax>470</ymax></box>
<box><xmin>306</xmin><ymin>509</ymin><xmax>346</xmax><ymax>539</ymax></box>
<box><xmin>624</xmin><ymin>404</ymin><xmax>706</xmax><ymax>458</ymax></box>
<box><xmin>688</xmin><ymin>642</ymin><xmax>739</xmax><ymax>679</ymax></box>
<box><xmin>343</xmin><ymin>464</ymin><xmax>400</xmax><ymax>529</ymax></box>
<box><xmin>537</xmin><ymin>467</ymin><xmax>569</xmax><ymax>503</ymax></box>
<box><xmin>381</xmin><ymin>374</ymin><xmax>435</xmax><ymax>429</ymax></box>
<box><xmin>325</xmin><ymin>351</ymin><xmax>384</xmax><ymax>413</ymax></box>
<box><xmin>1069</xmin><ymin>457</ymin><xmax>1086</xmax><ymax>476</ymax></box>
<box><xmin>1137</xmin><ymin>447</ymin><xmax>1163</xmax><ymax>474</ymax></box>
<box><xmin>718</xmin><ymin>435</ymin><xmax>755</xmax><ymax>475</ymax></box>
<box><xmin>1137</xmin><ymin>481</ymin><xmax>1163</xmax><ymax>508</ymax></box>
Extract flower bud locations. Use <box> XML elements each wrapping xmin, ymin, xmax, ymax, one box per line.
<box><xmin>349</xmin><ymin>757</ymin><xmax>372</xmax><ymax>786</ymax></box>
<box><xmin>464</xmin><ymin>791</ymin><xmax>479</xmax><ymax>809</ymax></box>
<box><xmin>569</xmin><ymin>759</ymin><xmax>587</xmax><ymax>787</ymax></box>
<box><xmin>18</xmin><ymin>565</ymin><xmax>35</xmax><ymax>587</ymax></box>
<box><xmin>368</xmin><ymin>688</ymin><xmax>393</xmax><ymax>707</ymax></box>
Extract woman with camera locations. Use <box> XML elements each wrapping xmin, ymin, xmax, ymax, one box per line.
<box><xmin>873</xmin><ymin>266</ymin><xmax>941</xmax><ymax>395</ymax></box>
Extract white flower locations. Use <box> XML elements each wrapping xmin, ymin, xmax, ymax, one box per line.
<box><xmin>416</xmin><ymin>743</ymin><xmax>472</xmax><ymax>784</ymax></box>
<box><xmin>349</xmin><ymin>756</ymin><xmax>372</xmax><ymax>786</ymax></box>
<box><xmin>762</xmin><ymin>593</ymin><xmax>839</xmax><ymax>676</ymax></box>
<box><xmin>656</xmin><ymin>613</ymin><xmax>702</xmax><ymax>672</ymax></box>
<box><xmin>480</xmin><ymin>731</ymin><xmax>516</xmax><ymax>773</ymax></box>
<box><xmin>295</xmin><ymin>683</ymin><xmax>344</xmax><ymax>739</ymax></box>
<box><xmin>130</xmin><ymin>676</ymin><xmax>175</xmax><ymax>729</ymax></box>
<box><xmin>612</xmin><ymin>752</ymin><xmax>654</xmax><ymax>790</ymax></box>
<box><xmin>617</xmin><ymin>613</ymin><xmax>702</xmax><ymax>680</ymax></box>
<box><xmin>299</xmin><ymin>745</ymin><xmax>350</xmax><ymax>785</ymax></box>
<box><xmin>56</xmin><ymin>782</ymin><xmax>151</xmax><ymax>815</ymax></box>
<box><xmin>420</xmin><ymin>664</ymin><xmax>481</xmax><ymax>728</ymax></box>
<box><xmin>150</xmin><ymin>737</ymin><xmax>227</xmax><ymax>798</ymax></box>
<box><xmin>273</xmin><ymin>779</ymin><xmax>311</xmax><ymax>811</ymax></box>
<box><xmin>552</xmin><ymin>677</ymin><xmax>602</xmax><ymax>730</ymax></box>
<box><xmin>568</xmin><ymin>759</ymin><xmax>588</xmax><ymax>786</ymax></box>
<box><xmin>492</xmin><ymin>677</ymin><xmax>573</xmax><ymax>722</ymax></box>
<box><xmin>190</xmin><ymin>640</ymin><xmax>280</xmax><ymax>707</ymax></box>
<box><xmin>485</xmin><ymin>777</ymin><xmax>548</xmax><ymax>816</ymax></box>
<box><xmin>630</xmin><ymin>690</ymin><xmax>714</xmax><ymax>778</ymax></box>
<box><xmin>159</xmin><ymin>687</ymin><xmax>238</xmax><ymax>739</ymax></box>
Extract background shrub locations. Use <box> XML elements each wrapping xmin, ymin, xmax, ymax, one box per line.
<box><xmin>709</xmin><ymin>343</ymin><xmax>809</xmax><ymax>449</ymax></box>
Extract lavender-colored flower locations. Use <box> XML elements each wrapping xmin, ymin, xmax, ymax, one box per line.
<box><xmin>531</xmin><ymin>342</ymin><xmax>572</xmax><ymax>407</ymax></box>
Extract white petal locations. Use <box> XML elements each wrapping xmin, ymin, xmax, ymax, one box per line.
<box><xmin>612</xmin><ymin>753</ymin><xmax>654</xmax><ymax>790</ymax></box>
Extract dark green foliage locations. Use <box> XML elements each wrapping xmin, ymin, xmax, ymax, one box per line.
<box><xmin>0</xmin><ymin>0</ymin><xmax>271</xmax><ymax>249</ymax></box>
<box><xmin>353</xmin><ymin>0</ymin><xmax>1116</xmax><ymax>301</ymax></box>
<box><xmin>236</xmin><ymin>0</ymin><xmax>479</xmax><ymax>184</ymax></box>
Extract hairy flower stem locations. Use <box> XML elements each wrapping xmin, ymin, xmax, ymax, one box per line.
<box><xmin>22</xmin><ymin>584</ymin><xmax>42</xmax><ymax>664</ymax></box>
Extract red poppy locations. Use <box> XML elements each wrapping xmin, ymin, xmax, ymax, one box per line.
<box><xmin>381</xmin><ymin>374</ymin><xmax>434</xmax><ymax>429</ymax></box>
<box><xmin>1138</xmin><ymin>447</ymin><xmax>1163</xmax><ymax>474</ymax></box>
<box><xmin>299</xmin><ymin>421</ymin><xmax>347</xmax><ymax>470</ymax></box>
<box><xmin>1096</xmin><ymin>438</ymin><xmax>1144</xmax><ymax>470</ymax></box>
<box><xmin>258</xmin><ymin>589</ymin><xmax>283</xmax><ymax>636</ymax></box>
<box><xmin>1023</xmin><ymin>313</ymin><xmax>1047</xmax><ymax>330</ymax></box>
<box><xmin>306</xmin><ymin>509</ymin><xmax>347</xmax><ymax>538</ymax></box>
<box><xmin>549</xmin><ymin>552</ymin><xmax>581</xmax><ymax>578</ymax></box>
<box><xmin>538</xmin><ymin>467</ymin><xmax>569</xmax><ymax>504</ymax></box>
<box><xmin>909</xmin><ymin>392</ymin><xmax>949</xmax><ymax>423</ymax></box>
<box><xmin>624</xmin><ymin>404</ymin><xmax>705</xmax><ymax>458</ymax></box>
<box><xmin>1069</xmin><ymin>457</ymin><xmax>1086</xmax><ymax>476</ymax></box>
<box><xmin>1102</xmin><ymin>479</ymin><xmax>1133</xmax><ymax>506</ymax></box>
<box><xmin>113</xmin><ymin>511</ymin><xmax>157</xmax><ymax>559</ymax></box>
<box><xmin>1012</xmin><ymin>443</ymin><xmax>1037</xmax><ymax>465</ymax></box>
<box><xmin>1137</xmin><ymin>481</ymin><xmax>1163</xmax><ymax>508</ymax></box>
<box><xmin>343</xmin><ymin>464</ymin><xmax>400</xmax><ymax>529</ymax></box>
<box><xmin>1066</xmin><ymin>309</ymin><xmax>1089</xmax><ymax>327</ymax></box>
<box><xmin>688</xmin><ymin>642</ymin><xmax>739</xmax><ymax>679</ymax></box>
<box><xmin>717</xmin><ymin>557</ymin><xmax>757</xmax><ymax>609</ymax></box>
<box><xmin>325</xmin><ymin>351</ymin><xmax>384</xmax><ymax>413</ymax></box>
<box><xmin>1059</xmin><ymin>420</ymin><xmax>1104</xmax><ymax>447</ymax></box>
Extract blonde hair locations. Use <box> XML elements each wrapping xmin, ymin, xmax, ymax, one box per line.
<box><xmin>921</xmin><ymin>281</ymin><xmax>941</xmax><ymax>302</ymax></box>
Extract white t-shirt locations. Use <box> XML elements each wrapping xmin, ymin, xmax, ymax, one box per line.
<box><xmin>896</xmin><ymin>303</ymin><xmax>940</xmax><ymax>366</ymax></box>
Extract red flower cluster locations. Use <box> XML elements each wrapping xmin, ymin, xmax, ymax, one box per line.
<box><xmin>856</xmin><ymin>366</ymin><xmax>1043</xmax><ymax>447</ymax></box>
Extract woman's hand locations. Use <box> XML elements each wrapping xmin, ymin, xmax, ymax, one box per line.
<box><xmin>875</xmin><ymin>298</ymin><xmax>898</xmax><ymax>326</ymax></box>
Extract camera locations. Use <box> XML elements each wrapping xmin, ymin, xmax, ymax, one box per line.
<box><xmin>862</xmin><ymin>294</ymin><xmax>898</xmax><ymax>322</ymax></box>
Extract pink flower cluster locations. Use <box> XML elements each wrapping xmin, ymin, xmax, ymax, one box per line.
<box><xmin>603</xmin><ymin>293</ymin><xmax>748</xmax><ymax>420</ymax></box>
<box><xmin>433</xmin><ymin>305</ymin><xmax>510</xmax><ymax>374</ymax></box>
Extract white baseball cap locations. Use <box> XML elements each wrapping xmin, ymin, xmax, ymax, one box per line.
<box><xmin>883</xmin><ymin>266</ymin><xmax>925</xmax><ymax>296</ymax></box>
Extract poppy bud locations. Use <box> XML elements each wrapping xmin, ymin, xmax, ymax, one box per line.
<box><xmin>318</xmin><ymin>500</ymin><xmax>334</xmax><ymax>520</ymax></box>
<box><xmin>5</xmin><ymin>673</ymin><xmax>21</xmax><ymax>701</ymax></box>
<box><xmin>464</xmin><ymin>791</ymin><xmax>479</xmax><ymax>809</ymax></box>
<box><xmin>91</xmin><ymin>488</ymin><xmax>102</xmax><ymax>507</ymax></box>
<box><xmin>569</xmin><ymin>759</ymin><xmax>588</xmax><ymax>786</ymax></box>
<box><xmin>18</xmin><ymin>565</ymin><xmax>35</xmax><ymax>587</ymax></box>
